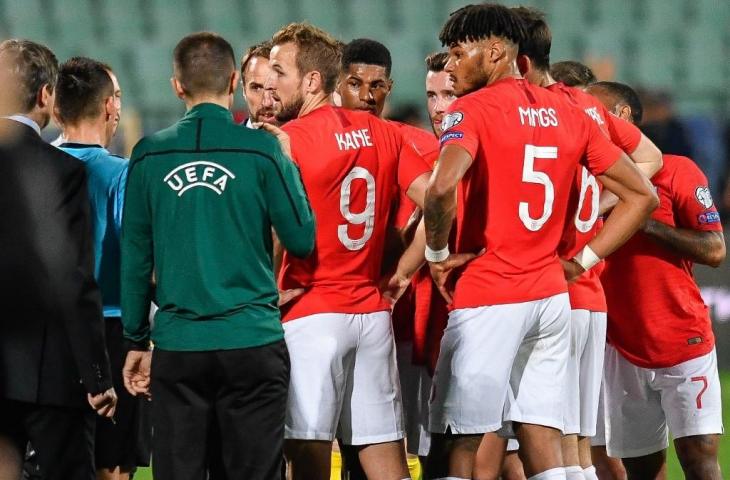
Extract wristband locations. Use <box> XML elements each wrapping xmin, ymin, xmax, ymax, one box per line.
<box><xmin>425</xmin><ymin>245</ymin><xmax>450</xmax><ymax>263</ymax></box>
<box><xmin>572</xmin><ymin>245</ymin><xmax>601</xmax><ymax>271</ymax></box>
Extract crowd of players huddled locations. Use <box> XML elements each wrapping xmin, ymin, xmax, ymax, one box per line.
<box><xmin>0</xmin><ymin>3</ymin><xmax>724</xmax><ymax>480</ymax></box>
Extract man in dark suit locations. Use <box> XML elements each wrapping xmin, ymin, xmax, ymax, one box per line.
<box><xmin>0</xmin><ymin>39</ymin><xmax>117</xmax><ymax>480</ymax></box>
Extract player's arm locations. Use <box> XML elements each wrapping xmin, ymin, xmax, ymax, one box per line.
<box><xmin>425</xmin><ymin>144</ymin><xmax>471</xmax><ymax>251</ymax></box>
<box><xmin>565</xmin><ymin>117</ymin><xmax>659</xmax><ymax>279</ymax></box>
<box><xmin>113</xmin><ymin>164</ymin><xmax>128</xmax><ymax>234</ymax></box>
<box><xmin>643</xmin><ymin>163</ymin><xmax>725</xmax><ymax>267</ymax></box>
<box><xmin>263</xmin><ymin>141</ymin><xmax>315</xmax><ymax>259</ymax></box>
<box><xmin>383</xmin><ymin>219</ymin><xmax>427</xmax><ymax>304</ymax></box>
<box><xmin>643</xmin><ymin>222</ymin><xmax>725</xmax><ymax>267</ymax></box>
<box><xmin>424</xmin><ymin>144</ymin><xmax>480</xmax><ymax>302</ymax></box>
<box><xmin>271</xmin><ymin>229</ymin><xmax>284</xmax><ymax>277</ymax></box>
<box><xmin>380</xmin><ymin>136</ymin><xmax>432</xmax><ymax>300</ymax></box>
<box><xmin>120</xmin><ymin>151</ymin><xmax>154</xmax><ymax>350</ymax></box>
<box><xmin>599</xmin><ymin>117</ymin><xmax>662</xmax><ymax>213</ymax></box>
<box><xmin>627</xmin><ymin>133</ymin><xmax>662</xmax><ymax>177</ymax></box>
<box><xmin>567</xmin><ymin>147</ymin><xmax>658</xmax><ymax>280</ymax></box>
<box><xmin>405</xmin><ymin>172</ymin><xmax>431</xmax><ymax>209</ymax></box>
<box><xmin>608</xmin><ymin>113</ymin><xmax>663</xmax><ymax>178</ymax></box>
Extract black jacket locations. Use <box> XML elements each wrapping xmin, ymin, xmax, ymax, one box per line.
<box><xmin>0</xmin><ymin>119</ymin><xmax>112</xmax><ymax>408</ymax></box>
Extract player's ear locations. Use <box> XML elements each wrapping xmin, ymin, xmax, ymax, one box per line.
<box><xmin>304</xmin><ymin>70</ymin><xmax>322</xmax><ymax>94</ymax></box>
<box><xmin>37</xmin><ymin>83</ymin><xmax>52</xmax><ymax>110</ymax></box>
<box><xmin>487</xmin><ymin>39</ymin><xmax>506</xmax><ymax>64</ymax></box>
<box><xmin>229</xmin><ymin>70</ymin><xmax>240</xmax><ymax>96</ymax></box>
<box><xmin>104</xmin><ymin>95</ymin><xmax>114</xmax><ymax>120</ymax></box>
<box><xmin>386</xmin><ymin>78</ymin><xmax>394</xmax><ymax>96</ymax></box>
<box><xmin>171</xmin><ymin>77</ymin><xmax>185</xmax><ymax>100</ymax></box>
<box><xmin>617</xmin><ymin>104</ymin><xmax>632</xmax><ymax>122</ymax></box>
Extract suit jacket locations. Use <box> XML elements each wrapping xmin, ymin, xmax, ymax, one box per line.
<box><xmin>0</xmin><ymin>118</ymin><xmax>112</xmax><ymax>408</ymax></box>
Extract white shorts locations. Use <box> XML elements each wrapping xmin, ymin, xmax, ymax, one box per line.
<box><xmin>429</xmin><ymin>293</ymin><xmax>570</xmax><ymax>435</ymax></box>
<box><xmin>396</xmin><ymin>341</ymin><xmax>432</xmax><ymax>457</ymax></box>
<box><xmin>590</xmin><ymin>378</ymin><xmax>607</xmax><ymax>447</ymax></box>
<box><xmin>604</xmin><ymin>345</ymin><xmax>723</xmax><ymax>458</ymax></box>
<box><xmin>283</xmin><ymin>311</ymin><xmax>404</xmax><ymax>445</ymax></box>
<box><xmin>563</xmin><ymin>310</ymin><xmax>607</xmax><ymax>436</ymax></box>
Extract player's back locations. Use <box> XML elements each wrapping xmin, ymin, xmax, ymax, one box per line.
<box><xmin>281</xmin><ymin>105</ymin><xmax>425</xmax><ymax>321</ymax></box>
<box><xmin>601</xmin><ymin>154</ymin><xmax>718</xmax><ymax>368</ymax></box>
<box><xmin>58</xmin><ymin>143</ymin><xmax>127</xmax><ymax>315</ymax></box>
<box><xmin>441</xmin><ymin>77</ymin><xmax>620</xmax><ymax>308</ymax></box>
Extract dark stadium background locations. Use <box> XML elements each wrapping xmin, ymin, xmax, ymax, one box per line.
<box><xmin>3</xmin><ymin>0</ymin><xmax>728</xmax><ymax>478</ymax></box>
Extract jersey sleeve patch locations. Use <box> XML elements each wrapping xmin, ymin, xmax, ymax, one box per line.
<box><xmin>441</xmin><ymin>111</ymin><xmax>464</xmax><ymax>131</ymax></box>
<box><xmin>695</xmin><ymin>186</ymin><xmax>714</xmax><ymax>209</ymax></box>
<box><xmin>440</xmin><ymin>131</ymin><xmax>464</xmax><ymax>144</ymax></box>
<box><xmin>698</xmin><ymin>211</ymin><xmax>721</xmax><ymax>225</ymax></box>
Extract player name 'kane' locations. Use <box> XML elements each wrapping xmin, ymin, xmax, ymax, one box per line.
<box><xmin>164</xmin><ymin>161</ymin><xmax>236</xmax><ymax>197</ymax></box>
<box><xmin>518</xmin><ymin>106</ymin><xmax>559</xmax><ymax>127</ymax></box>
<box><xmin>335</xmin><ymin>129</ymin><xmax>373</xmax><ymax>151</ymax></box>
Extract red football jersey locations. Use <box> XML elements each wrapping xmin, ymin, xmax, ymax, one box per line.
<box><xmin>440</xmin><ymin>77</ymin><xmax>622</xmax><ymax>308</ymax></box>
<box><xmin>601</xmin><ymin>154</ymin><xmax>721</xmax><ymax>368</ymax></box>
<box><xmin>549</xmin><ymin>82</ymin><xmax>642</xmax><ymax>312</ymax></box>
<box><xmin>390</xmin><ymin>121</ymin><xmax>440</xmax><ymax>229</ymax></box>
<box><xmin>279</xmin><ymin>105</ymin><xmax>431</xmax><ymax>321</ymax></box>
<box><xmin>384</xmin><ymin>123</ymin><xmax>449</xmax><ymax>370</ymax></box>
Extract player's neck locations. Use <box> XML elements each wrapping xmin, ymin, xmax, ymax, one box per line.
<box><xmin>62</xmin><ymin>121</ymin><xmax>108</xmax><ymax>147</ymax></box>
<box><xmin>298</xmin><ymin>92</ymin><xmax>330</xmax><ymax>118</ymax></box>
<box><xmin>536</xmin><ymin>69</ymin><xmax>557</xmax><ymax>88</ymax></box>
<box><xmin>184</xmin><ymin>95</ymin><xmax>231</xmax><ymax>112</ymax></box>
<box><xmin>487</xmin><ymin>60</ymin><xmax>523</xmax><ymax>86</ymax></box>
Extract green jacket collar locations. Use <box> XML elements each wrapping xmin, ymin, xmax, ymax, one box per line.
<box><xmin>183</xmin><ymin>103</ymin><xmax>233</xmax><ymax>122</ymax></box>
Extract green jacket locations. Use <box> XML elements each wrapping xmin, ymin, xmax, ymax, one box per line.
<box><xmin>121</xmin><ymin>103</ymin><xmax>314</xmax><ymax>351</ymax></box>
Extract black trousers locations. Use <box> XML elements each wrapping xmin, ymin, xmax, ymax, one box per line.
<box><xmin>95</xmin><ymin>318</ymin><xmax>151</xmax><ymax>469</ymax></box>
<box><xmin>151</xmin><ymin>340</ymin><xmax>290</xmax><ymax>480</ymax></box>
<box><xmin>0</xmin><ymin>399</ymin><xmax>95</xmax><ymax>480</ymax></box>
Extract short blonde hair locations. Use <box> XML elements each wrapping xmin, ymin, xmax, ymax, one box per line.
<box><xmin>271</xmin><ymin>23</ymin><xmax>341</xmax><ymax>94</ymax></box>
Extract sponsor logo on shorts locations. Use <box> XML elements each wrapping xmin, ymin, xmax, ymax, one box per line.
<box><xmin>164</xmin><ymin>161</ymin><xmax>235</xmax><ymax>196</ymax></box>
<box><xmin>441</xmin><ymin>111</ymin><xmax>463</xmax><ymax>131</ymax></box>
<box><xmin>687</xmin><ymin>336</ymin><xmax>704</xmax><ymax>345</ymax></box>
<box><xmin>698</xmin><ymin>211</ymin><xmax>720</xmax><ymax>225</ymax></box>
<box><xmin>439</xmin><ymin>131</ymin><xmax>464</xmax><ymax>144</ymax></box>
<box><xmin>695</xmin><ymin>186</ymin><xmax>714</xmax><ymax>208</ymax></box>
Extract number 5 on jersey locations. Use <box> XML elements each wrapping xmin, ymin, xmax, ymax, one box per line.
<box><xmin>338</xmin><ymin>166</ymin><xmax>376</xmax><ymax>251</ymax></box>
<box><xmin>520</xmin><ymin>145</ymin><xmax>558</xmax><ymax>231</ymax></box>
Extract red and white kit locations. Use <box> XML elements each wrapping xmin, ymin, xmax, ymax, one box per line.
<box><xmin>549</xmin><ymin>82</ymin><xmax>642</xmax><ymax>437</ymax></box>
<box><xmin>280</xmin><ymin>105</ymin><xmax>431</xmax><ymax>445</ymax></box>
<box><xmin>601</xmin><ymin>154</ymin><xmax>723</xmax><ymax>458</ymax></box>
<box><xmin>429</xmin><ymin>78</ymin><xmax>622</xmax><ymax>435</ymax></box>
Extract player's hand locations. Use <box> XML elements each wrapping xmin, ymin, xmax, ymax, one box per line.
<box><xmin>279</xmin><ymin>288</ymin><xmax>305</xmax><ymax>306</ymax></box>
<box><xmin>256</xmin><ymin>122</ymin><xmax>291</xmax><ymax>158</ymax></box>
<box><xmin>561</xmin><ymin>258</ymin><xmax>586</xmax><ymax>283</ymax></box>
<box><xmin>429</xmin><ymin>250</ymin><xmax>483</xmax><ymax>304</ymax></box>
<box><xmin>122</xmin><ymin>350</ymin><xmax>152</xmax><ymax>399</ymax></box>
<box><xmin>87</xmin><ymin>387</ymin><xmax>117</xmax><ymax>418</ymax></box>
<box><xmin>381</xmin><ymin>271</ymin><xmax>411</xmax><ymax>306</ymax></box>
